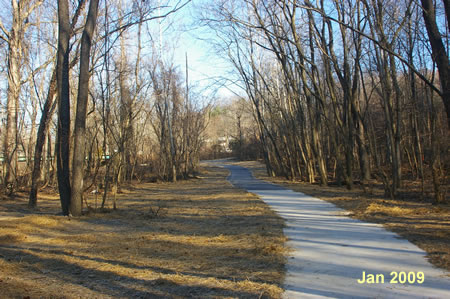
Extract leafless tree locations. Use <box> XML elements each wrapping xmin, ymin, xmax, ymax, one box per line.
<box><xmin>0</xmin><ymin>0</ymin><xmax>43</xmax><ymax>193</ymax></box>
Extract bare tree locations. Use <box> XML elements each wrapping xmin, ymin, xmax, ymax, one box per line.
<box><xmin>71</xmin><ymin>0</ymin><xmax>100</xmax><ymax>216</ymax></box>
<box><xmin>29</xmin><ymin>0</ymin><xmax>86</xmax><ymax>208</ymax></box>
<box><xmin>0</xmin><ymin>0</ymin><xmax>43</xmax><ymax>193</ymax></box>
<box><xmin>420</xmin><ymin>0</ymin><xmax>450</xmax><ymax>128</ymax></box>
<box><xmin>56</xmin><ymin>0</ymin><xmax>72</xmax><ymax>215</ymax></box>
<box><xmin>200</xmin><ymin>0</ymin><xmax>447</xmax><ymax>202</ymax></box>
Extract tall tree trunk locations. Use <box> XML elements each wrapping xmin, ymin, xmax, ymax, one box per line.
<box><xmin>3</xmin><ymin>0</ymin><xmax>23</xmax><ymax>193</ymax></box>
<box><xmin>43</xmin><ymin>128</ymin><xmax>52</xmax><ymax>183</ymax></box>
<box><xmin>56</xmin><ymin>0</ymin><xmax>72</xmax><ymax>215</ymax></box>
<box><xmin>356</xmin><ymin>115</ymin><xmax>371</xmax><ymax>182</ymax></box>
<box><xmin>29</xmin><ymin>73</ymin><xmax>56</xmax><ymax>208</ymax></box>
<box><xmin>71</xmin><ymin>0</ymin><xmax>100</xmax><ymax>216</ymax></box>
<box><xmin>27</xmin><ymin>93</ymin><xmax>38</xmax><ymax>179</ymax></box>
<box><xmin>420</xmin><ymin>0</ymin><xmax>450</xmax><ymax>129</ymax></box>
<box><xmin>28</xmin><ymin>0</ymin><xmax>85</xmax><ymax>208</ymax></box>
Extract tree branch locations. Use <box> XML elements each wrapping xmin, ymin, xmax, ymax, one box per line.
<box><xmin>0</xmin><ymin>18</ymin><xmax>10</xmax><ymax>42</ymax></box>
<box><xmin>298</xmin><ymin>1</ymin><xmax>442</xmax><ymax>96</ymax></box>
<box><xmin>23</xmin><ymin>0</ymin><xmax>44</xmax><ymax>21</ymax></box>
<box><xmin>98</xmin><ymin>0</ymin><xmax>191</xmax><ymax>40</ymax></box>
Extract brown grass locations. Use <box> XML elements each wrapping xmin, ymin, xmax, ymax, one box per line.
<box><xmin>237</xmin><ymin>160</ymin><xmax>450</xmax><ymax>273</ymax></box>
<box><xmin>0</xmin><ymin>166</ymin><xmax>286</xmax><ymax>298</ymax></box>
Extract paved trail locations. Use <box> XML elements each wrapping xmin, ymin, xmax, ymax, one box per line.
<box><xmin>210</xmin><ymin>162</ymin><xmax>450</xmax><ymax>299</ymax></box>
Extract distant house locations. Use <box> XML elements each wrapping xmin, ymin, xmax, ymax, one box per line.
<box><xmin>205</xmin><ymin>136</ymin><xmax>235</xmax><ymax>153</ymax></box>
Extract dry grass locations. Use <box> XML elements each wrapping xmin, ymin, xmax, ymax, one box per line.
<box><xmin>237</xmin><ymin>160</ymin><xmax>450</xmax><ymax>273</ymax></box>
<box><xmin>0</xmin><ymin>166</ymin><xmax>286</xmax><ymax>299</ymax></box>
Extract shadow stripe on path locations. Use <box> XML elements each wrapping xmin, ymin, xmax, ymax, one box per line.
<box><xmin>208</xmin><ymin>161</ymin><xmax>450</xmax><ymax>299</ymax></box>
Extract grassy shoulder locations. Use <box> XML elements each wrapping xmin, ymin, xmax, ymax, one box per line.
<box><xmin>236</xmin><ymin>160</ymin><xmax>450</xmax><ymax>273</ymax></box>
<box><xmin>0</xmin><ymin>166</ymin><xmax>286</xmax><ymax>298</ymax></box>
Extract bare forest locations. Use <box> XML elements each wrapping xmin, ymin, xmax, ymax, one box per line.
<box><xmin>0</xmin><ymin>0</ymin><xmax>449</xmax><ymax>297</ymax></box>
<box><xmin>0</xmin><ymin>0</ymin><xmax>447</xmax><ymax>231</ymax></box>
<box><xmin>0</xmin><ymin>0</ymin><xmax>211</xmax><ymax>215</ymax></box>
<box><xmin>200</xmin><ymin>0</ymin><xmax>449</xmax><ymax>204</ymax></box>
<box><xmin>0</xmin><ymin>0</ymin><xmax>448</xmax><ymax>214</ymax></box>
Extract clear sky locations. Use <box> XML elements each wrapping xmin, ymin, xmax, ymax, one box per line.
<box><xmin>161</xmin><ymin>0</ymin><xmax>241</xmax><ymax>102</ymax></box>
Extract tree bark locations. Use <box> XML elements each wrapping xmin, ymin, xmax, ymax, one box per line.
<box><xmin>29</xmin><ymin>0</ymin><xmax>85</xmax><ymax>208</ymax></box>
<box><xmin>71</xmin><ymin>0</ymin><xmax>100</xmax><ymax>216</ymax></box>
<box><xmin>420</xmin><ymin>0</ymin><xmax>450</xmax><ymax>128</ymax></box>
<box><xmin>56</xmin><ymin>0</ymin><xmax>72</xmax><ymax>215</ymax></box>
<box><xmin>29</xmin><ymin>72</ymin><xmax>56</xmax><ymax>208</ymax></box>
<box><xmin>3</xmin><ymin>0</ymin><xmax>23</xmax><ymax>193</ymax></box>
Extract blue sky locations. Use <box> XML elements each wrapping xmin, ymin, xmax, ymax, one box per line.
<box><xmin>163</xmin><ymin>0</ymin><xmax>241</xmax><ymax>101</ymax></box>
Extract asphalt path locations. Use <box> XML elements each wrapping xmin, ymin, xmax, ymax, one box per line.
<box><xmin>207</xmin><ymin>161</ymin><xmax>450</xmax><ymax>299</ymax></box>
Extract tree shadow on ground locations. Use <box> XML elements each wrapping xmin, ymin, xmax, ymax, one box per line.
<box><xmin>0</xmin><ymin>166</ymin><xmax>285</xmax><ymax>298</ymax></box>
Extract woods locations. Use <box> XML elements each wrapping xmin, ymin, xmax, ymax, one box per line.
<box><xmin>0</xmin><ymin>0</ymin><xmax>448</xmax><ymax>214</ymax></box>
<box><xmin>0</xmin><ymin>1</ymin><xmax>450</xmax><ymax>298</ymax></box>
<box><xmin>1</xmin><ymin>0</ymin><xmax>206</xmax><ymax>214</ymax></box>
<box><xmin>200</xmin><ymin>0</ymin><xmax>449</xmax><ymax>203</ymax></box>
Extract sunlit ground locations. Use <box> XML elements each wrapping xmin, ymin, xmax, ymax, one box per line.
<box><xmin>0</xmin><ymin>167</ymin><xmax>286</xmax><ymax>298</ymax></box>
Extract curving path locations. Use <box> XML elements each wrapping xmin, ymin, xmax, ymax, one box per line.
<box><xmin>208</xmin><ymin>161</ymin><xmax>450</xmax><ymax>299</ymax></box>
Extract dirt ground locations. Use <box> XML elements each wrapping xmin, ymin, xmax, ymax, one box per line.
<box><xmin>236</xmin><ymin>161</ymin><xmax>450</xmax><ymax>273</ymax></box>
<box><xmin>0</xmin><ymin>166</ymin><xmax>286</xmax><ymax>299</ymax></box>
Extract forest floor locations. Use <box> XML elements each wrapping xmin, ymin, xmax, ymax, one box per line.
<box><xmin>0</xmin><ymin>166</ymin><xmax>286</xmax><ymax>299</ymax></box>
<box><xmin>237</xmin><ymin>160</ymin><xmax>450</xmax><ymax>273</ymax></box>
